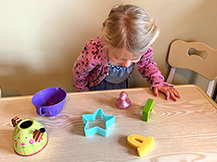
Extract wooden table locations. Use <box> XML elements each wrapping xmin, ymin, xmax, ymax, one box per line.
<box><xmin>0</xmin><ymin>85</ymin><xmax>217</xmax><ymax>161</ymax></box>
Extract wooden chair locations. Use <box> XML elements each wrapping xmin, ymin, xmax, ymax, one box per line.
<box><xmin>166</xmin><ymin>40</ymin><xmax>217</xmax><ymax>98</ymax></box>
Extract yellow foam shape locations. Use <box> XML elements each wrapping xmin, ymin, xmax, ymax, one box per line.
<box><xmin>127</xmin><ymin>134</ymin><xmax>154</xmax><ymax>157</ymax></box>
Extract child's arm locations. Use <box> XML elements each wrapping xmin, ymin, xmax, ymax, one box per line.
<box><xmin>137</xmin><ymin>46</ymin><xmax>171</xmax><ymax>88</ymax></box>
<box><xmin>137</xmin><ymin>46</ymin><xmax>180</xmax><ymax>101</ymax></box>
<box><xmin>73</xmin><ymin>42</ymin><xmax>101</xmax><ymax>91</ymax></box>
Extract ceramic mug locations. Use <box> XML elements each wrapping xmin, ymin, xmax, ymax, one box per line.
<box><xmin>32</xmin><ymin>87</ymin><xmax>67</xmax><ymax>117</ymax></box>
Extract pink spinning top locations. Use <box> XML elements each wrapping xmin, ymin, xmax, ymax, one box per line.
<box><xmin>116</xmin><ymin>91</ymin><xmax>131</xmax><ymax>109</ymax></box>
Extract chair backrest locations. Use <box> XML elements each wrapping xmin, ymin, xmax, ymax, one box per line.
<box><xmin>166</xmin><ymin>39</ymin><xmax>217</xmax><ymax>97</ymax></box>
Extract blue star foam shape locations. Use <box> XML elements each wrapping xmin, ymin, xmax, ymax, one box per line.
<box><xmin>82</xmin><ymin>108</ymin><xmax>115</xmax><ymax>137</ymax></box>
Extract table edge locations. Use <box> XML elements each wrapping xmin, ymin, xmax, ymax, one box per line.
<box><xmin>1</xmin><ymin>84</ymin><xmax>216</xmax><ymax>109</ymax></box>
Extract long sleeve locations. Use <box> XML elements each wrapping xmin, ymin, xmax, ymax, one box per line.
<box><xmin>73</xmin><ymin>36</ymin><xmax>109</xmax><ymax>91</ymax></box>
<box><xmin>137</xmin><ymin>46</ymin><xmax>173</xmax><ymax>89</ymax></box>
<box><xmin>73</xmin><ymin>43</ymin><xmax>98</xmax><ymax>91</ymax></box>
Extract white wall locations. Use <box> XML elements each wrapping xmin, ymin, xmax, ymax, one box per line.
<box><xmin>0</xmin><ymin>0</ymin><xmax>216</xmax><ymax>97</ymax></box>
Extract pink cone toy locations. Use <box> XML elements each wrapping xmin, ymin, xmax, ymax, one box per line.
<box><xmin>116</xmin><ymin>91</ymin><xmax>131</xmax><ymax>109</ymax></box>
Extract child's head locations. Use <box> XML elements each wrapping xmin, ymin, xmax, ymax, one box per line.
<box><xmin>102</xmin><ymin>4</ymin><xmax>159</xmax><ymax>67</ymax></box>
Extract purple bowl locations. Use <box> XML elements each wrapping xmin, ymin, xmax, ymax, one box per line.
<box><xmin>32</xmin><ymin>87</ymin><xmax>67</xmax><ymax>117</ymax></box>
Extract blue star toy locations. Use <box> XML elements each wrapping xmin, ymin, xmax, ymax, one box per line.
<box><xmin>82</xmin><ymin>108</ymin><xmax>115</xmax><ymax>137</ymax></box>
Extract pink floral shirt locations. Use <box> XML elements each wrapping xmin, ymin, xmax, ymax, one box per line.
<box><xmin>73</xmin><ymin>34</ymin><xmax>172</xmax><ymax>91</ymax></box>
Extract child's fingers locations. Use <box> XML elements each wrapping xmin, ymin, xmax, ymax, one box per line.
<box><xmin>165</xmin><ymin>91</ymin><xmax>170</xmax><ymax>100</ymax></box>
<box><xmin>174</xmin><ymin>89</ymin><xmax>181</xmax><ymax>98</ymax></box>
<box><xmin>170</xmin><ymin>91</ymin><xmax>177</xmax><ymax>101</ymax></box>
<box><xmin>163</xmin><ymin>88</ymin><xmax>177</xmax><ymax>101</ymax></box>
<box><xmin>153</xmin><ymin>87</ymin><xmax>159</xmax><ymax>97</ymax></box>
<box><xmin>154</xmin><ymin>86</ymin><xmax>180</xmax><ymax>101</ymax></box>
<box><xmin>170</xmin><ymin>88</ymin><xmax>180</xmax><ymax>99</ymax></box>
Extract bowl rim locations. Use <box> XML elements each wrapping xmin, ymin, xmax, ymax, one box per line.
<box><xmin>31</xmin><ymin>87</ymin><xmax>67</xmax><ymax>107</ymax></box>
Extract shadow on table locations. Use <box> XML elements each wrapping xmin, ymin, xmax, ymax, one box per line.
<box><xmin>118</xmin><ymin>135</ymin><xmax>138</xmax><ymax>156</ymax></box>
<box><xmin>70</xmin><ymin>116</ymin><xmax>86</xmax><ymax>136</ymax></box>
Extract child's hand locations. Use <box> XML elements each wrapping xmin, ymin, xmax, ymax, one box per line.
<box><xmin>153</xmin><ymin>86</ymin><xmax>180</xmax><ymax>101</ymax></box>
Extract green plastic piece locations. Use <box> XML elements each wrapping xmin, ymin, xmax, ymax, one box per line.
<box><xmin>141</xmin><ymin>98</ymin><xmax>154</xmax><ymax>122</ymax></box>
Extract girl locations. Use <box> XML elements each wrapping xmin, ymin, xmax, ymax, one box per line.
<box><xmin>73</xmin><ymin>4</ymin><xmax>180</xmax><ymax>101</ymax></box>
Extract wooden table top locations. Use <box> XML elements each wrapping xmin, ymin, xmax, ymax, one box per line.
<box><xmin>0</xmin><ymin>85</ymin><xmax>217</xmax><ymax>162</ymax></box>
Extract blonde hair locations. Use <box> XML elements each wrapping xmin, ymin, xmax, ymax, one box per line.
<box><xmin>102</xmin><ymin>4</ymin><xmax>159</xmax><ymax>55</ymax></box>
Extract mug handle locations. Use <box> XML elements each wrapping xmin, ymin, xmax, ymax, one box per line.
<box><xmin>36</xmin><ymin>107</ymin><xmax>46</xmax><ymax>116</ymax></box>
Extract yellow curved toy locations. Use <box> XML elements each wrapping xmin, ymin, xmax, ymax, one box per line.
<box><xmin>127</xmin><ymin>134</ymin><xmax>154</xmax><ymax>157</ymax></box>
